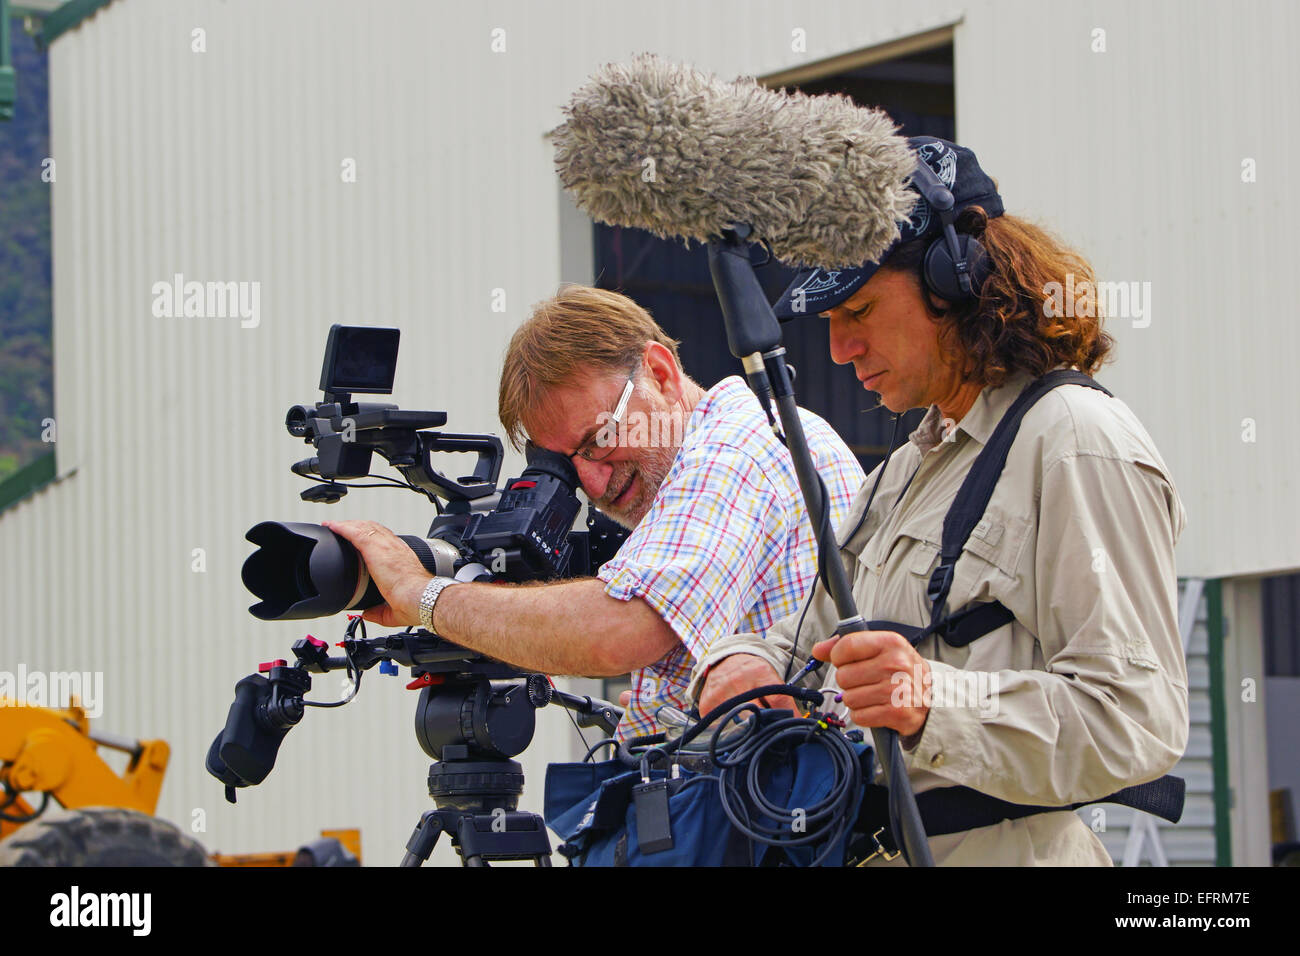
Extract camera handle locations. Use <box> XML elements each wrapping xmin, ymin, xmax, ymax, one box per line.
<box><xmin>396</xmin><ymin>432</ymin><xmax>504</xmax><ymax>503</ymax></box>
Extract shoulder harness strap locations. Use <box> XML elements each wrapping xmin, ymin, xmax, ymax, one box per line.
<box><xmin>926</xmin><ymin>368</ymin><xmax>1112</xmax><ymax>635</ymax></box>
<box><xmin>860</xmin><ymin>369</ymin><xmax>1184</xmax><ymax>840</ymax></box>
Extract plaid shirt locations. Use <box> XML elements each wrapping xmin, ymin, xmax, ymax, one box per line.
<box><xmin>598</xmin><ymin>376</ymin><xmax>864</xmax><ymax>739</ymax></box>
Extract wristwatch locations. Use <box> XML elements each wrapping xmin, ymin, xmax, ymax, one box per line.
<box><xmin>418</xmin><ymin>576</ymin><xmax>458</xmax><ymax>634</ymax></box>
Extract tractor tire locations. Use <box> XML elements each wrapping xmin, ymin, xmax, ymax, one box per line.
<box><xmin>0</xmin><ymin>806</ymin><xmax>214</xmax><ymax>867</ymax></box>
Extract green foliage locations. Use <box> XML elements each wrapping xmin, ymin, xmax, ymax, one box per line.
<box><xmin>0</xmin><ymin>17</ymin><xmax>53</xmax><ymax>475</ymax></box>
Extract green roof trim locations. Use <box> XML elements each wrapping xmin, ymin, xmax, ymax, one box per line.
<box><xmin>1</xmin><ymin>0</ymin><xmax>16</xmax><ymax>121</ymax></box>
<box><xmin>37</xmin><ymin>0</ymin><xmax>115</xmax><ymax>50</ymax></box>
<box><xmin>0</xmin><ymin>449</ymin><xmax>57</xmax><ymax>515</ymax></box>
<box><xmin>1205</xmin><ymin>578</ymin><xmax>1233</xmax><ymax>867</ymax></box>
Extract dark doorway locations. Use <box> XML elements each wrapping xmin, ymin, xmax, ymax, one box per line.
<box><xmin>591</xmin><ymin>44</ymin><xmax>956</xmax><ymax>470</ymax></box>
<box><xmin>1263</xmin><ymin>572</ymin><xmax>1300</xmax><ymax>864</ymax></box>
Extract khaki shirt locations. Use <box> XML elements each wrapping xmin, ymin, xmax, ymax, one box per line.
<box><xmin>688</xmin><ymin>368</ymin><xmax>1189</xmax><ymax>866</ymax></box>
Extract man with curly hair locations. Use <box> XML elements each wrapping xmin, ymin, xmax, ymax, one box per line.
<box><xmin>694</xmin><ymin>137</ymin><xmax>1188</xmax><ymax>866</ymax></box>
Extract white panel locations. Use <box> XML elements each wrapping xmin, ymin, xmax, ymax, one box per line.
<box><xmin>953</xmin><ymin>0</ymin><xmax>1300</xmax><ymax>579</ymax></box>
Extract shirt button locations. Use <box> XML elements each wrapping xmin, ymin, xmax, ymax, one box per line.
<box><xmin>930</xmin><ymin>752</ymin><xmax>945</xmax><ymax>768</ymax></box>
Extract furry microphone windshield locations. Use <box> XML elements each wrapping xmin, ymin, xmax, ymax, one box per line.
<box><xmin>550</xmin><ymin>53</ymin><xmax>919</xmax><ymax>269</ymax></box>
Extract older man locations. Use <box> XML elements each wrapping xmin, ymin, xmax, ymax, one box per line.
<box><xmin>326</xmin><ymin>285</ymin><xmax>864</xmax><ymax>738</ymax></box>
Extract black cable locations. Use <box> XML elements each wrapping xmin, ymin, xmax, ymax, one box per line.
<box><xmin>610</xmin><ymin>412</ymin><xmax>919</xmax><ymax>864</ymax></box>
<box><xmin>782</xmin><ymin>413</ymin><xmax>904</xmax><ymax>683</ymax></box>
<box><xmin>305</xmin><ymin>616</ymin><xmax>364</xmax><ymax>708</ymax></box>
<box><xmin>612</xmin><ymin>685</ymin><xmax>864</xmax><ymax>865</ymax></box>
<box><xmin>551</xmin><ymin>677</ymin><xmax>592</xmax><ymax>755</ymax></box>
<box><xmin>772</xmin><ymin>413</ymin><xmax>917</xmax><ymax>862</ymax></box>
<box><xmin>0</xmin><ymin>787</ymin><xmax>49</xmax><ymax>824</ymax></box>
<box><xmin>614</xmin><ymin>732</ymin><xmax>666</xmax><ymax>768</ymax></box>
<box><xmin>298</xmin><ymin>472</ymin><xmax>445</xmax><ymax>513</ymax></box>
<box><xmin>565</xmin><ymin>711</ymin><xmax>593</xmax><ymax>755</ymax></box>
<box><xmin>614</xmin><ymin>685</ymin><xmax>810</xmax><ymax>765</ymax></box>
<box><xmin>707</xmin><ymin>706</ymin><xmax>862</xmax><ymax>866</ymax></box>
<box><xmin>582</xmin><ymin>738</ymin><xmax>622</xmax><ymax>762</ymax></box>
<box><xmin>300</xmin><ymin>474</ymin><xmax>420</xmax><ymax>493</ymax></box>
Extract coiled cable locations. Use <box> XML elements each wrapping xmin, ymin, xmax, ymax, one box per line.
<box><xmin>617</xmin><ymin>685</ymin><xmax>865</xmax><ymax>866</ymax></box>
<box><xmin>710</xmin><ymin>703</ymin><xmax>863</xmax><ymax>866</ymax></box>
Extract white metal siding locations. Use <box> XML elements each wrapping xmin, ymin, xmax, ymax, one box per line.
<box><xmin>1080</xmin><ymin>580</ymin><xmax>1217</xmax><ymax>865</ymax></box>
<box><xmin>5</xmin><ymin>0</ymin><xmax>1291</xmax><ymax>863</ymax></box>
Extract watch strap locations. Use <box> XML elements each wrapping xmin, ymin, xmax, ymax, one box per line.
<box><xmin>418</xmin><ymin>576</ymin><xmax>457</xmax><ymax>634</ymax></box>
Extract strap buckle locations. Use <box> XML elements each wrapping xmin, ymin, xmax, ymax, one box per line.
<box><xmin>855</xmin><ymin>827</ymin><xmax>902</xmax><ymax>866</ymax></box>
<box><xmin>927</xmin><ymin>562</ymin><xmax>954</xmax><ymax>607</ymax></box>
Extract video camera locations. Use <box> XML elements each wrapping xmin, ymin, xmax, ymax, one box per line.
<box><xmin>208</xmin><ymin>325</ymin><xmax>627</xmax><ymax>866</ymax></box>
<box><xmin>241</xmin><ymin>324</ymin><xmax>626</xmax><ymax>621</ymax></box>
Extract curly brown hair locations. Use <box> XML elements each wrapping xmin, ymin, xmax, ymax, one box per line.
<box><xmin>879</xmin><ymin>207</ymin><xmax>1114</xmax><ymax>387</ymax></box>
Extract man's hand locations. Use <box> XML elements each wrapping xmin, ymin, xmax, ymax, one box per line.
<box><xmin>812</xmin><ymin>630</ymin><xmax>930</xmax><ymax>736</ymax></box>
<box><xmin>697</xmin><ymin>654</ymin><xmax>798</xmax><ymax>716</ymax></box>
<box><xmin>321</xmin><ymin>520</ymin><xmax>431</xmax><ymax>628</ymax></box>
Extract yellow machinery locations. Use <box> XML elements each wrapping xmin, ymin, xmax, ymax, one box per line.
<box><xmin>0</xmin><ymin>697</ymin><xmax>169</xmax><ymax>839</ymax></box>
<box><xmin>212</xmin><ymin>828</ymin><xmax>363</xmax><ymax>867</ymax></box>
<box><xmin>0</xmin><ymin>697</ymin><xmax>358</xmax><ymax>866</ymax></box>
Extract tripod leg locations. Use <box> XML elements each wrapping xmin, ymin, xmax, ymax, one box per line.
<box><xmin>400</xmin><ymin>809</ymin><xmax>444</xmax><ymax>867</ymax></box>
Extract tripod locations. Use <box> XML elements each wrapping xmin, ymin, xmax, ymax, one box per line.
<box><xmin>399</xmin><ymin>747</ymin><xmax>552</xmax><ymax>867</ymax></box>
<box><xmin>396</xmin><ymin>665</ymin><xmax>621</xmax><ymax>867</ymax></box>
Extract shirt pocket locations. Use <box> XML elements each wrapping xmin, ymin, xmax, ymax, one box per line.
<box><xmin>867</xmin><ymin>509</ymin><xmax>1031</xmax><ymax>668</ymax></box>
<box><xmin>885</xmin><ymin>509</ymin><xmax>1029</xmax><ymax>602</ymax></box>
<box><xmin>862</xmin><ymin>516</ymin><xmax>943</xmax><ymax>625</ymax></box>
<box><xmin>867</xmin><ymin>505</ymin><xmax>1031</xmax><ymax>625</ymax></box>
<box><xmin>947</xmin><ymin>508</ymin><xmax>1032</xmax><ymax>610</ymax></box>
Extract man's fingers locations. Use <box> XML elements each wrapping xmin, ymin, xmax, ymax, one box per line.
<box><xmin>361</xmin><ymin>605</ymin><xmax>395</xmax><ymax>627</ymax></box>
<box><xmin>838</xmin><ymin>682</ymin><xmax>900</xmax><ymax>712</ymax></box>
<box><xmin>697</xmin><ymin>654</ymin><xmax>804</xmax><ymax>716</ymax></box>
<box><xmin>322</xmin><ymin>520</ymin><xmax>362</xmax><ymax>545</ymax></box>
<box><xmin>833</xmin><ymin>657</ymin><xmax>902</xmax><ymax>690</ymax></box>
<box><xmin>323</xmin><ymin>519</ymin><xmax>387</xmax><ymax>545</ymax></box>
<box><xmin>811</xmin><ymin>636</ymin><xmax>839</xmax><ymax>662</ymax></box>
<box><xmin>816</xmin><ymin>630</ymin><xmax>908</xmax><ymax>667</ymax></box>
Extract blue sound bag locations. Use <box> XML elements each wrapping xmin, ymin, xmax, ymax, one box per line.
<box><xmin>543</xmin><ymin>717</ymin><xmax>874</xmax><ymax>867</ymax></box>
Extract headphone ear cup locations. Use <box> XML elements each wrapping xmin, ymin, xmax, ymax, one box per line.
<box><xmin>923</xmin><ymin>234</ymin><xmax>989</xmax><ymax>303</ymax></box>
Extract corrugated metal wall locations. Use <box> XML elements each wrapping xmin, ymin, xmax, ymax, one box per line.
<box><xmin>4</xmin><ymin>0</ymin><xmax>1294</xmax><ymax>862</ymax></box>
<box><xmin>1081</xmin><ymin>580</ymin><xmax>1216</xmax><ymax>865</ymax></box>
<box><xmin>954</xmin><ymin>0</ymin><xmax>1300</xmax><ymax>580</ymax></box>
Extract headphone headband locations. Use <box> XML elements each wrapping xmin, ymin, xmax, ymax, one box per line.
<box><xmin>908</xmin><ymin>156</ymin><xmax>986</xmax><ymax>302</ymax></box>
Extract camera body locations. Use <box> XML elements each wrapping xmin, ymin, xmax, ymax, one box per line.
<box><xmin>241</xmin><ymin>324</ymin><xmax>627</xmax><ymax>620</ymax></box>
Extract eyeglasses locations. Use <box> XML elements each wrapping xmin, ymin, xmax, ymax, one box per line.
<box><xmin>573</xmin><ymin>374</ymin><xmax>636</xmax><ymax>463</ymax></box>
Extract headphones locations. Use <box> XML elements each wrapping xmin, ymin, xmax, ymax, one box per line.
<box><xmin>907</xmin><ymin>159</ymin><xmax>991</xmax><ymax>304</ymax></box>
